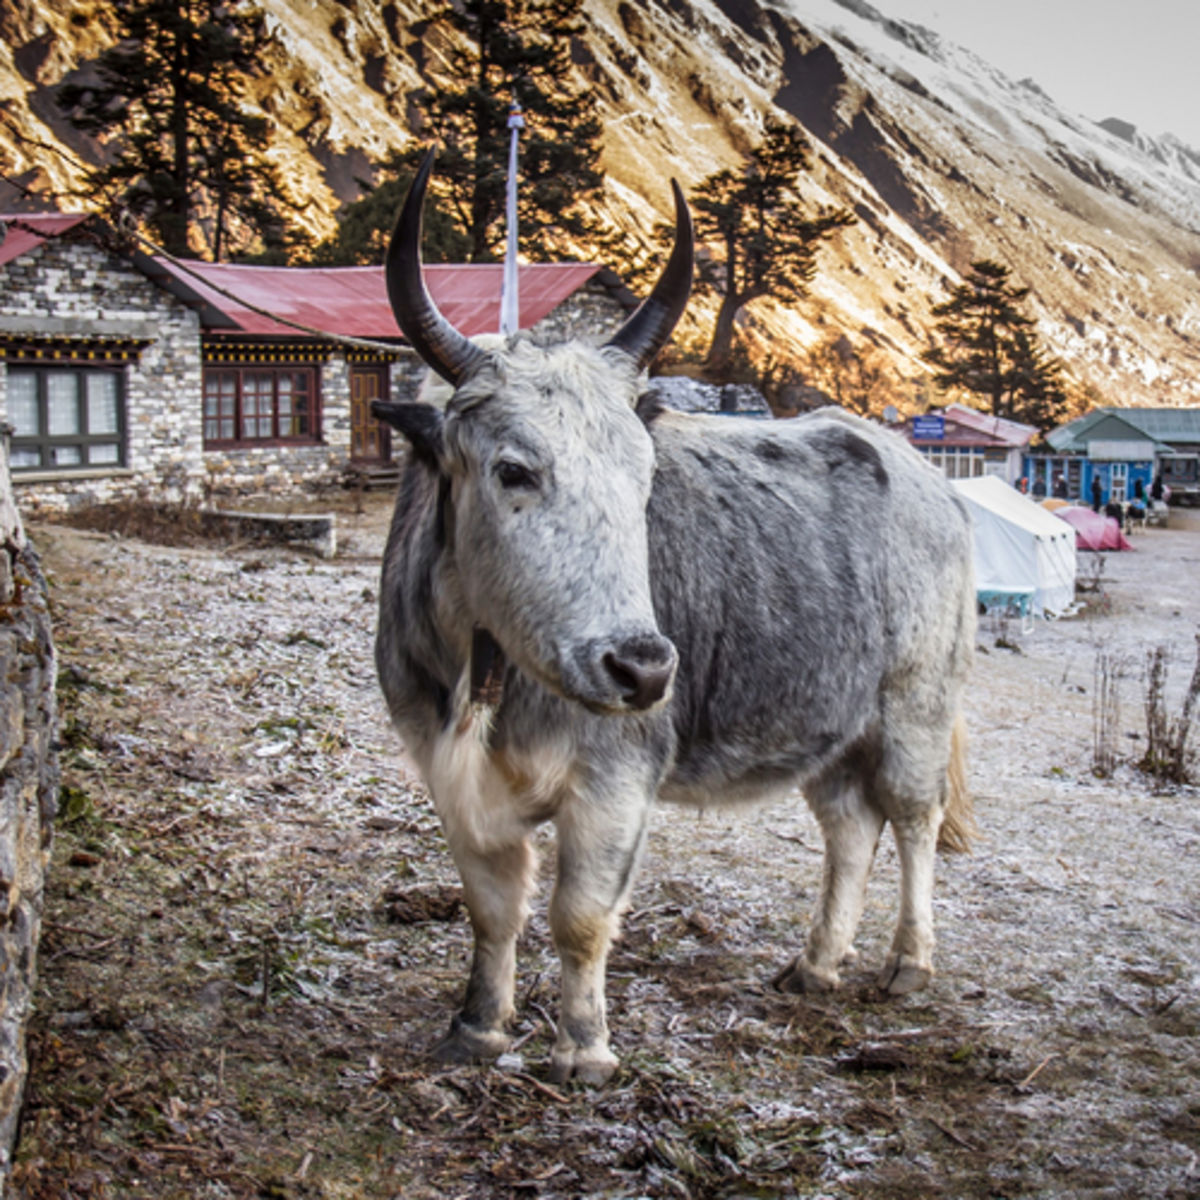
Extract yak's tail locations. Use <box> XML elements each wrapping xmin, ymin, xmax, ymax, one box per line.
<box><xmin>937</xmin><ymin>712</ymin><xmax>975</xmax><ymax>854</ymax></box>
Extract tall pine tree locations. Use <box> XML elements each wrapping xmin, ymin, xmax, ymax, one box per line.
<box><xmin>688</xmin><ymin>119</ymin><xmax>854</xmax><ymax>375</ymax></box>
<box><xmin>1005</xmin><ymin>326</ymin><xmax>1070</xmax><ymax>431</ymax></box>
<box><xmin>57</xmin><ymin>0</ymin><xmax>288</xmax><ymax>260</ymax></box>
<box><xmin>318</xmin><ymin>0</ymin><xmax>605</xmax><ymax>266</ymax></box>
<box><xmin>922</xmin><ymin>259</ymin><xmax>1069</xmax><ymax>430</ymax></box>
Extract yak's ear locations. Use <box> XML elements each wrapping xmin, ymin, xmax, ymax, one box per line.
<box><xmin>372</xmin><ymin>401</ymin><xmax>445</xmax><ymax>468</ymax></box>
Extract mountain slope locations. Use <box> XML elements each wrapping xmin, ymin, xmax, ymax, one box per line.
<box><xmin>3</xmin><ymin>0</ymin><xmax>1200</xmax><ymax>407</ymax></box>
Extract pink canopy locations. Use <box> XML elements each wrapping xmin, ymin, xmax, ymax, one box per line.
<box><xmin>1054</xmin><ymin>506</ymin><xmax>1134</xmax><ymax>551</ymax></box>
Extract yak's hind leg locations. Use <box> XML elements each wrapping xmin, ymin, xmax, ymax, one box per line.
<box><xmin>775</xmin><ymin>759</ymin><xmax>885</xmax><ymax>994</ymax></box>
<box><xmin>548</xmin><ymin>784</ymin><xmax>652</xmax><ymax>1085</ymax></box>
<box><xmin>877</xmin><ymin>806</ymin><xmax>941</xmax><ymax>994</ymax></box>
<box><xmin>874</xmin><ymin>710</ymin><xmax>959</xmax><ymax>995</ymax></box>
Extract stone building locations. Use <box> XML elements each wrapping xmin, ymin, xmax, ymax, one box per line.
<box><xmin>0</xmin><ymin>213</ymin><xmax>633</xmax><ymax>513</ymax></box>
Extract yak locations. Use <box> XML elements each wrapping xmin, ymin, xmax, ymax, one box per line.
<box><xmin>373</xmin><ymin>151</ymin><xmax>975</xmax><ymax>1083</ymax></box>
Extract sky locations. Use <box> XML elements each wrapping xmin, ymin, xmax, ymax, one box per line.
<box><xmin>873</xmin><ymin>0</ymin><xmax>1200</xmax><ymax>148</ymax></box>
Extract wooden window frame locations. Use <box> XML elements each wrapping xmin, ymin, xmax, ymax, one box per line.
<box><xmin>7</xmin><ymin>362</ymin><xmax>127</xmax><ymax>473</ymax></box>
<box><xmin>203</xmin><ymin>364</ymin><xmax>322</xmax><ymax>449</ymax></box>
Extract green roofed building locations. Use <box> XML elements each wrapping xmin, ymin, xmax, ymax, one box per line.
<box><xmin>1026</xmin><ymin>408</ymin><xmax>1200</xmax><ymax>508</ymax></box>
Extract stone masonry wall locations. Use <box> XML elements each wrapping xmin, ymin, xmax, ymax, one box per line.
<box><xmin>529</xmin><ymin>279</ymin><xmax>630</xmax><ymax>345</ymax></box>
<box><xmin>0</xmin><ymin>438</ymin><xmax>57</xmax><ymax>1195</ymax></box>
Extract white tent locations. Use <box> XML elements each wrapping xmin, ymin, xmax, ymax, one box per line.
<box><xmin>952</xmin><ymin>476</ymin><xmax>1077</xmax><ymax>617</ymax></box>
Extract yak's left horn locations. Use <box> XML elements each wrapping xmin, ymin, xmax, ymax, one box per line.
<box><xmin>605</xmin><ymin>180</ymin><xmax>694</xmax><ymax>373</ymax></box>
<box><xmin>386</xmin><ymin>148</ymin><xmax>486</xmax><ymax>386</ymax></box>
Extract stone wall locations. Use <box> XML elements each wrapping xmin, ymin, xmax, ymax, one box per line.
<box><xmin>529</xmin><ymin>278</ymin><xmax>631</xmax><ymax>345</ymax></box>
<box><xmin>0</xmin><ymin>436</ymin><xmax>57</xmax><ymax>1193</ymax></box>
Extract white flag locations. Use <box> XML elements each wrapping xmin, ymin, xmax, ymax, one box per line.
<box><xmin>500</xmin><ymin>103</ymin><xmax>524</xmax><ymax>337</ymax></box>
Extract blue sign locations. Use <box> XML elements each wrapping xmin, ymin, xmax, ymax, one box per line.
<box><xmin>912</xmin><ymin>415</ymin><xmax>946</xmax><ymax>440</ymax></box>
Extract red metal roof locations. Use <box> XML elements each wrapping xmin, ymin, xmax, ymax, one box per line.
<box><xmin>0</xmin><ymin>213</ymin><xmax>92</xmax><ymax>266</ymax></box>
<box><xmin>910</xmin><ymin>423</ymin><xmax>1014</xmax><ymax>449</ymax></box>
<box><xmin>148</xmin><ymin>258</ymin><xmax>603</xmax><ymax>339</ymax></box>
<box><xmin>1</xmin><ymin>212</ymin><xmax>605</xmax><ymax>341</ymax></box>
<box><xmin>906</xmin><ymin>404</ymin><xmax>1036</xmax><ymax>449</ymax></box>
<box><xmin>943</xmin><ymin>402</ymin><xmax>1036</xmax><ymax>446</ymax></box>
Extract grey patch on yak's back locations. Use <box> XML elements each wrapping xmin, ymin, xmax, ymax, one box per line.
<box><xmin>815</xmin><ymin>427</ymin><xmax>891</xmax><ymax>489</ymax></box>
<box><xmin>754</xmin><ymin>439</ymin><xmax>790</xmax><ymax>464</ymax></box>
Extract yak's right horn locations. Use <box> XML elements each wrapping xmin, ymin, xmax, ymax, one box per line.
<box><xmin>386</xmin><ymin>149</ymin><xmax>486</xmax><ymax>386</ymax></box>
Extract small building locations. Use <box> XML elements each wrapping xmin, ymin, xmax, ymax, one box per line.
<box><xmin>1036</xmin><ymin>408</ymin><xmax>1200</xmax><ymax>506</ymax></box>
<box><xmin>903</xmin><ymin>403</ymin><xmax>1036</xmax><ymax>484</ymax></box>
<box><xmin>0</xmin><ymin>213</ymin><xmax>632</xmax><ymax>512</ymax></box>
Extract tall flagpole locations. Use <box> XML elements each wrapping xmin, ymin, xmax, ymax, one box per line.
<box><xmin>499</xmin><ymin>101</ymin><xmax>524</xmax><ymax>337</ymax></box>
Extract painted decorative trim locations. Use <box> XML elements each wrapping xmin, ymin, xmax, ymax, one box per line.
<box><xmin>1</xmin><ymin>337</ymin><xmax>151</xmax><ymax>363</ymax></box>
<box><xmin>202</xmin><ymin>339</ymin><xmax>333</xmax><ymax>364</ymax></box>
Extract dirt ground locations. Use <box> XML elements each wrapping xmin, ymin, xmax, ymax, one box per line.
<box><xmin>12</xmin><ymin>493</ymin><xmax>1200</xmax><ymax>1199</ymax></box>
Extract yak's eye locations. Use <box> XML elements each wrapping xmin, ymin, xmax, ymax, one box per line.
<box><xmin>495</xmin><ymin>460</ymin><xmax>539</xmax><ymax>490</ymax></box>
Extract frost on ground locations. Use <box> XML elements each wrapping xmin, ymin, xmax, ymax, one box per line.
<box><xmin>13</xmin><ymin>498</ymin><xmax>1200</xmax><ymax>1199</ymax></box>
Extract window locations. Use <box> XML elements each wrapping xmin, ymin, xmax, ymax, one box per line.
<box><xmin>920</xmin><ymin>446</ymin><xmax>983</xmax><ymax>479</ymax></box>
<box><xmin>8</xmin><ymin>366</ymin><xmax>125</xmax><ymax>472</ymax></box>
<box><xmin>203</xmin><ymin>366</ymin><xmax>319</xmax><ymax>446</ymax></box>
<box><xmin>948</xmin><ymin>448</ymin><xmax>983</xmax><ymax>480</ymax></box>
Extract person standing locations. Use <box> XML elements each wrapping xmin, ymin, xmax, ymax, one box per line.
<box><xmin>1090</xmin><ymin>473</ymin><xmax>1103</xmax><ymax>512</ymax></box>
<box><xmin>1129</xmin><ymin>476</ymin><xmax>1147</xmax><ymax>524</ymax></box>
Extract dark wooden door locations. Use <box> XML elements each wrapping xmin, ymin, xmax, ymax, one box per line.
<box><xmin>350</xmin><ymin>366</ymin><xmax>391</xmax><ymax>461</ymax></box>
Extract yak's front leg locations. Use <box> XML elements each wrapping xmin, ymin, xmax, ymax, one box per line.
<box><xmin>548</xmin><ymin>788</ymin><xmax>651</xmax><ymax>1085</ymax></box>
<box><xmin>436</xmin><ymin>833</ymin><xmax>537</xmax><ymax>1063</ymax></box>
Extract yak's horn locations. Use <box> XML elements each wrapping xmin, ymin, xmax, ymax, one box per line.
<box><xmin>386</xmin><ymin>148</ymin><xmax>486</xmax><ymax>385</ymax></box>
<box><xmin>605</xmin><ymin>180</ymin><xmax>694</xmax><ymax>373</ymax></box>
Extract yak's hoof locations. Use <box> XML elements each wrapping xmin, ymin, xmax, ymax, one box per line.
<box><xmin>877</xmin><ymin>956</ymin><xmax>933</xmax><ymax>996</ymax></box>
<box><xmin>771</xmin><ymin>958</ymin><xmax>838</xmax><ymax>995</ymax></box>
<box><xmin>432</xmin><ymin>1016</ymin><xmax>510</xmax><ymax>1064</ymax></box>
<box><xmin>548</xmin><ymin>1046</ymin><xmax>618</xmax><ymax>1086</ymax></box>
<box><xmin>840</xmin><ymin>945</ymin><xmax>860</xmax><ymax>967</ymax></box>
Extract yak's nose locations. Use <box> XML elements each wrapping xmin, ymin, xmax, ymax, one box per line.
<box><xmin>603</xmin><ymin>635</ymin><xmax>677</xmax><ymax>711</ymax></box>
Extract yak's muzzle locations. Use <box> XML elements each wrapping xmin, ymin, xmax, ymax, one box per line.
<box><xmin>599</xmin><ymin>633</ymin><xmax>677</xmax><ymax>712</ymax></box>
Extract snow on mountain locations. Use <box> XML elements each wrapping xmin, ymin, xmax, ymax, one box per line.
<box><xmin>3</xmin><ymin>0</ymin><xmax>1200</xmax><ymax>407</ymax></box>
